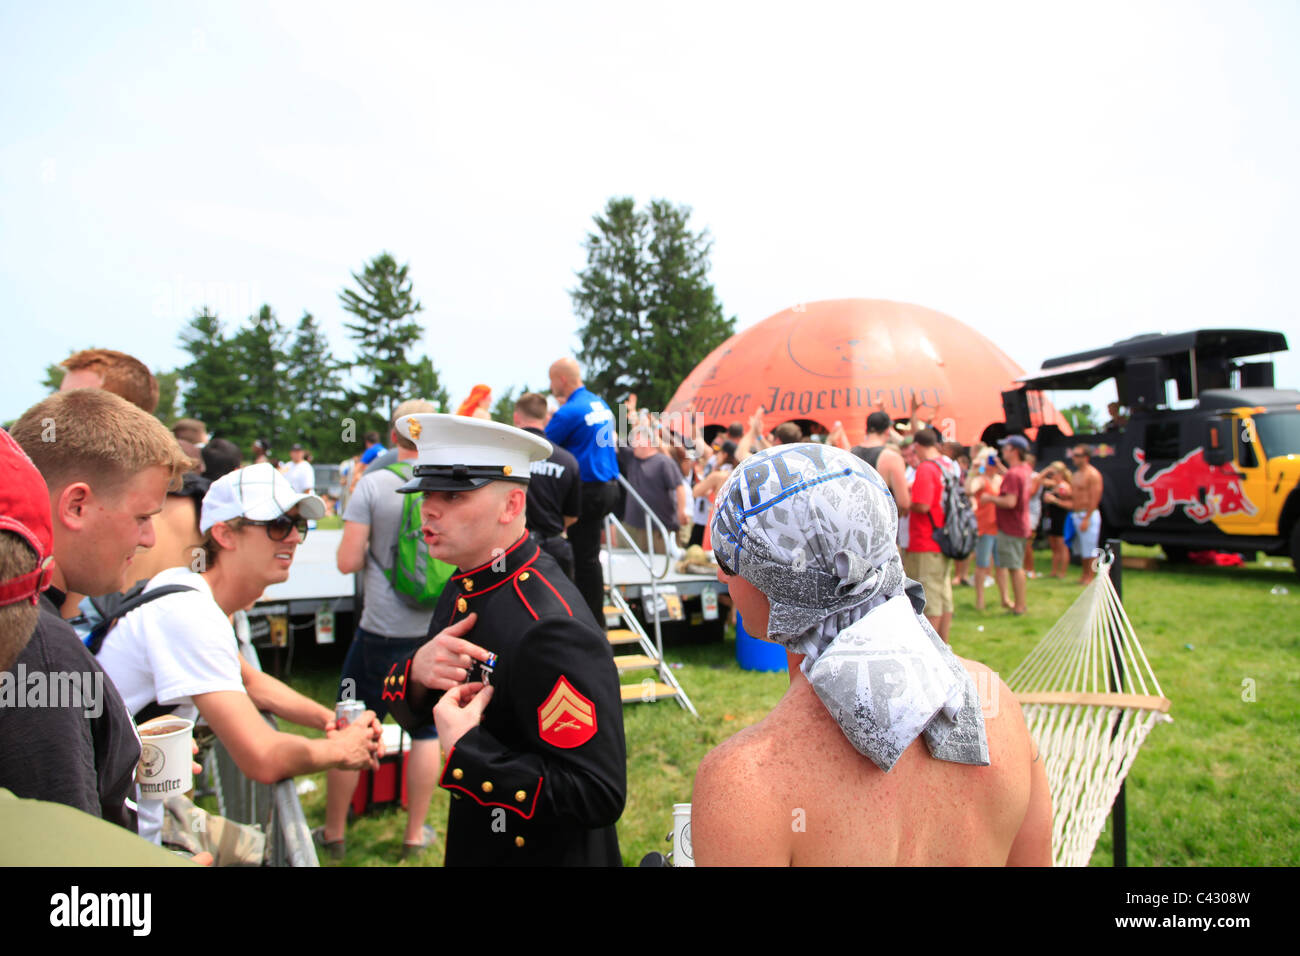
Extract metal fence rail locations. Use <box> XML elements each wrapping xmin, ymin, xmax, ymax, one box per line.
<box><xmin>207</xmin><ymin>716</ymin><xmax>319</xmax><ymax>867</ymax></box>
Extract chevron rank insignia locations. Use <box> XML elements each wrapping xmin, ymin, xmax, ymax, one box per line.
<box><xmin>537</xmin><ymin>675</ymin><xmax>597</xmax><ymax>748</ymax></box>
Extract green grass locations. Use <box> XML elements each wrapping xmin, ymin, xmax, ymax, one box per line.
<box><xmin>281</xmin><ymin>548</ymin><xmax>1299</xmax><ymax>866</ymax></box>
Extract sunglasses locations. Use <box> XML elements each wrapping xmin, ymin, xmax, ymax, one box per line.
<box><xmin>244</xmin><ymin>514</ymin><xmax>309</xmax><ymax>542</ymax></box>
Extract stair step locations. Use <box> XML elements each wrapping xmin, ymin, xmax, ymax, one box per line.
<box><xmin>605</xmin><ymin>629</ymin><xmax>642</xmax><ymax>646</ymax></box>
<box><xmin>603</xmin><ymin>605</ymin><xmax>621</xmax><ymax>618</ymax></box>
<box><xmin>614</xmin><ymin>654</ymin><xmax>659</xmax><ymax>673</ymax></box>
<box><xmin>620</xmin><ymin>682</ymin><xmax>679</xmax><ymax>703</ymax></box>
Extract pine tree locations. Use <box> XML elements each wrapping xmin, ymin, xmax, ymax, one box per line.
<box><xmin>227</xmin><ymin>305</ymin><xmax>289</xmax><ymax>453</ymax></box>
<box><xmin>411</xmin><ymin>355</ymin><xmax>451</xmax><ymax>414</ymax></box>
<box><xmin>285</xmin><ymin>311</ymin><xmax>349</xmax><ymax>461</ymax></box>
<box><xmin>154</xmin><ymin>371</ymin><xmax>180</xmax><ymax>425</ymax></box>
<box><xmin>340</xmin><ymin>252</ymin><xmax>427</xmax><ymax>424</ymax></box>
<box><xmin>570</xmin><ymin>198</ymin><xmax>650</xmax><ymax>403</ymax></box>
<box><xmin>570</xmin><ymin>197</ymin><xmax>734</xmax><ymax>410</ymax></box>
<box><xmin>179</xmin><ymin>308</ymin><xmax>245</xmax><ymax>444</ymax></box>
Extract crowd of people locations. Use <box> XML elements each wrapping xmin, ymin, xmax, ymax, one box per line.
<box><xmin>1</xmin><ymin>344</ymin><xmax>1065</xmax><ymax>867</ymax></box>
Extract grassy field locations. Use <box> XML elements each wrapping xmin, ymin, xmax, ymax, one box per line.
<box><xmin>281</xmin><ymin>548</ymin><xmax>1298</xmax><ymax>866</ymax></box>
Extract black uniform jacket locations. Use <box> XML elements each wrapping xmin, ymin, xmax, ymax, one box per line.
<box><xmin>384</xmin><ymin>533</ymin><xmax>627</xmax><ymax>866</ymax></box>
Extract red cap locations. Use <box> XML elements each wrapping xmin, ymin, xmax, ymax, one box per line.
<box><xmin>0</xmin><ymin>429</ymin><xmax>55</xmax><ymax>607</ymax></box>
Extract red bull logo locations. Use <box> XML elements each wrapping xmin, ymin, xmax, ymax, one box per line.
<box><xmin>1133</xmin><ymin>447</ymin><xmax>1257</xmax><ymax>525</ymax></box>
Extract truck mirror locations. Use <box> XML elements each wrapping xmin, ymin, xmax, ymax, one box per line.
<box><xmin>1205</xmin><ymin>420</ymin><xmax>1230</xmax><ymax>466</ymax></box>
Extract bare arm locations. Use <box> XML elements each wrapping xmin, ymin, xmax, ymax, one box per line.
<box><xmin>563</xmin><ymin>515</ymin><xmax>578</xmax><ymax>529</ymax></box>
<box><xmin>676</xmin><ymin>483</ymin><xmax>690</xmax><ymax>529</ymax></box>
<box><xmin>240</xmin><ymin>656</ymin><xmax>333</xmax><ymax>731</ymax></box>
<box><xmin>193</xmin><ymin>690</ymin><xmax>379</xmax><ymax>785</ymax></box>
<box><xmin>336</xmin><ymin>520</ymin><xmax>369</xmax><ymax>575</ymax></box>
<box><xmin>1007</xmin><ymin>737</ymin><xmax>1054</xmax><ymax>866</ymax></box>
<box><xmin>880</xmin><ymin>452</ymin><xmax>911</xmax><ymax>514</ymax></box>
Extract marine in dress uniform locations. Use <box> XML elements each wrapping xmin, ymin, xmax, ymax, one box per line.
<box><xmin>380</xmin><ymin>414</ymin><xmax>627</xmax><ymax>866</ymax></box>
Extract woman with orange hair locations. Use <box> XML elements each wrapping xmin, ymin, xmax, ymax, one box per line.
<box><xmin>455</xmin><ymin>384</ymin><xmax>493</xmax><ymax>420</ymax></box>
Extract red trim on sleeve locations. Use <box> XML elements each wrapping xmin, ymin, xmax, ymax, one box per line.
<box><xmin>438</xmin><ymin>745</ymin><xmax>544</xmax><ymax>820</ymax></box>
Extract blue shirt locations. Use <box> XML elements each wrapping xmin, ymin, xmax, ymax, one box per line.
<box><xmin>546</xmin><ymin>387</ymin><xmax>619</xmax><ymax>482</ymax></box>
<box><xmin>360</xmin><ymin>443</ymin><xmax>386</xmax><ymax>465</ymax></box>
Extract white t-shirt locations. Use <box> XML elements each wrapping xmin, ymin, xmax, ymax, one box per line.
<box><xmin>95</xmin><ymin>567</ymin><xmax>245</xmax><ymax>843</ymax></box>
<box><xmin>286</xmin><ymin>460</ymin><xmax>315</xmax><ymax>494</ymax></box>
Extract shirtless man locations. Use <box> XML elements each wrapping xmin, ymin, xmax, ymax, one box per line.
<box><xmin>1066</xmin><ymin>445</ymin><xmax>1104</xmax><ymax>584</ymax></box>
<box><xmin>692</xmin><ymin>444</ymin><xmax>1051</xmax><ymax>866</ymax></box>
<box><xmin>850</xmin><ymin>410</ymin><xmax>911</xmax><ymax>518</ymax></box>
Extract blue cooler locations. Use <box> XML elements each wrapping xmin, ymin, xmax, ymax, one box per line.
<box><xmin>734</xmin><ymin>613</ymin><xmax>787</xmax><ymax>672</ymax></box>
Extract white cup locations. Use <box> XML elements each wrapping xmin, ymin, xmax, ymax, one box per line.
<box><xmin>136</xmin><ymin>717</ymin><xmax>195</xmax><ymax>798</ymax></box>
<box><xmin>672</xmin><ymin>802</ymin><xmax>694</xmax><ymax>867</ymax></box>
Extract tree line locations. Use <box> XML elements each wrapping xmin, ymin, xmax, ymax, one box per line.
<box><xmin>39</xmin><ymin>197</ymin><xmax>737</xmax><ymax>459</ymax></box>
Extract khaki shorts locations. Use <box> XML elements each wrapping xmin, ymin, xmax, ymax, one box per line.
<box><xmin>903</xmin><ymin>550</ymin><xmax>954</xmax><ymax>616</ymax></box>
<box><xmin>995</xmin><ymin>532</ymin><xmax>1026</xmax><ymax>569</ymax></box>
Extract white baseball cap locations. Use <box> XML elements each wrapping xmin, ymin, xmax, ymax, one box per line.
<box><xmin>200</xmin><ymin>462</ymin><xmax>326</xmax><ymax>533</ymax></box>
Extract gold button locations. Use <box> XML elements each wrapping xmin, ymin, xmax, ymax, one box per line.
<box><xmin>463</xmin><ymin>578</ymin><xmax>474</xmax><ymax>591</ymax></box>
<box><xmin>452</xmin><ymin>768</ymin><xmax>464</xmax><ymax>780</ymax></box>
<box><xmin>515</xmin><ymin>836</ymin><xmax>525</xmax><ymax>847</ymax></box>
<box><xmin>481</xmin><ymin>781</ymin><xmax>494</xmax><ymax>793</ymax></box>
<box><xmin>515</xmin><ymin>790</ymin><xmax>526</xmax><ymax>803</ymax></box>
<box><xmin>456</xmin><ymin>598</ymin><xmax>468</xmax><ymax>613</ymax></box>
<box><xmin>519</xmin><ymin>571</ymin><xmax>530</xmax><ymax>582</ymax></box>
<box><xmin>503</xmin><ymin>465</ymin><xmax>512</xmax><ymax>476</ymax></box>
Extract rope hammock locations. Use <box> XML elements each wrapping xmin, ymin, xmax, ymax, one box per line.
<box><xmin>1007</xmin><ymin>552</ymin><xmax>1172</xmax><ymax>867</ymax></box>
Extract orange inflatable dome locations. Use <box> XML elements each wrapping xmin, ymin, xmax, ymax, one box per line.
<box><xmin>665</xmin><ymin>298</ymin><xmax>1068</xmax><ymax>446</ymax></box>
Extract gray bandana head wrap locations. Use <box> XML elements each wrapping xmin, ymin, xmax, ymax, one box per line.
<box><xmin>711</xmin><ymin>443</ymin><xmax>988</xmax><ymax>771</ymax></box>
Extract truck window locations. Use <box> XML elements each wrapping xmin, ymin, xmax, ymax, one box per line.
<box><xmin>1251</xmin><ymin>411</ymin><xmax>1300</xmax><ymax>459</ymax></box>
<box><xmin>1144</xmin><ymin>422</ymin><xmax>1181</xmax><ymax>460</ymax></box>
<box><xmin>1235</xmin><ymin>417</ymin><xmax>1259</xmax><ymax>469</ymax></box>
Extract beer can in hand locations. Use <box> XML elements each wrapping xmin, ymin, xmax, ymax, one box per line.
<box><xmin>335</xmin><ymin>699</ymin><xmax>366</xmax><ymax>730</ymax></box>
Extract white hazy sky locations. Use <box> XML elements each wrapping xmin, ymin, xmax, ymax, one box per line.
<box><xmin>3</xmin><ymin>0</ymin><xmax>1297</xmax><ymax>425</ymax></box>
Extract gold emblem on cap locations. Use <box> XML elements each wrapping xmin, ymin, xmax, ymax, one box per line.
<box><xmin>515</xmin><ymin>836</ymin><xmax>525</xmax><ymax>847</ymax></box>
<box><xmin>515</xmin><ymin>790</ymin><xmax>526</xmax><ymax>803</ymax></box>
<box><xmin>456</xmin><ymin>598</ymin><xmax>468</xmax><ymax>613</ymax></box>
<box><xmin>452</xmin><ymin>768</ymin><xmax>464</xmax><ymax>780</ymax></box>
<box><xmin>503</xmin><ymin>465</ymin><xmax>512</xmax><ymax>476</ymax></box>
<box><xmin>406</xmin><ymin>416</ymin><xmax>422</xmax><ymax>440</ymax></box>
<box><xmin>481</xmin><ymin>781</ymin><xmax>494</xmax><ymax>793</ymax></box>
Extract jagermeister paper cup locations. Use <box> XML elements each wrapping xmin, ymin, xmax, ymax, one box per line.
<box><xmin>136</xmin><ymin>717</ymin><xmax>195</xmax><ymax>798</ymax></box>
<box><xmin>672</xmin><ymin>803</ymin><xmax>694</xmax><ymax>867</ymax></box>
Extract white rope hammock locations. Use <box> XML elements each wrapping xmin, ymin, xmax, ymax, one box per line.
<box><xmin>1007</xmin><ymin>552</ymin><xmax>1172</xmax><ymax>867</ymax></box>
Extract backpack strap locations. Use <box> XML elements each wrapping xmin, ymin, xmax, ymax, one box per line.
<box><xmin>86</xmin><ymin>585</ymin><xmax>197</xmax><ymax>655</ymax></box>
<box><xmin>364</xmin><ymin>463</ymin><xmax>414</xmax><ymax>573</ymax></box>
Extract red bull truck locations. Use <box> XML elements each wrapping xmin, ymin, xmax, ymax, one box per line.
<box><xmin>1001</xmin><ymin>329</ymin><xmax>1300</xmax><ymax>575</ymax></box>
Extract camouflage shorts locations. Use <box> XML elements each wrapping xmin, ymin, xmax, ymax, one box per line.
<box><xmin>161</xmin><ymin>794</ymin><xmax>267</xmax><ymax>866</ymax></box>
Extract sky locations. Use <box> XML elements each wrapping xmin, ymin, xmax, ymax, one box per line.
<box><xmin>3</xmin><ymin>0</ymin><xmax>1297</xmax><ymax>426</ymax></box>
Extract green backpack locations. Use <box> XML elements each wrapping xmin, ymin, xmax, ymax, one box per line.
<box><xmin>378</xmin><ymin>463</ymin><xmax>455</xmax><ymax>608</ymax></box>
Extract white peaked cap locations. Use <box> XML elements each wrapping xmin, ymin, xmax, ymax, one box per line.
<box><xmin>394</xmin><ymin>413</ymin><xmax>553</xmax><ymax>493</ymax></box>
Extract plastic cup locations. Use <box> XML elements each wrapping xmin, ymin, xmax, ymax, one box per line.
<box><xmin>136</xmin><ymin>716</ymin><xmax>195</xmax><ymax>799</ymax></box>
<box><xmin>672</xmin><ymin>802</ymin><xmax>694</xmax><ymax>867</ymax></box>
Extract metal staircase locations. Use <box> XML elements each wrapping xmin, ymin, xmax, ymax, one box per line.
<box><xmin>602</xmin><ymin>476</ymin><xmax>698</xmax><ymax>717</ymax></box>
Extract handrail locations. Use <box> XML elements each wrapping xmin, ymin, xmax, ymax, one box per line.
<box><xmin>608</xmin><ymin>473</ymin><xmax>674</xmax><ymax>580</ymax></box>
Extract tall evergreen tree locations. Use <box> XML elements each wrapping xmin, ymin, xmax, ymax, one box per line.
<box><xmin>227</xmin><ymin>305</ymin><xmax>289</xmax><ymax>453</ymax></box>
<box><xmin>570</xmin><ymin>198</ymin><xmax>650</xmax><ymax>403</ymax></box>
<box><xmin>154</xmin><ymin>371</ymin><xmax>180</xmax><ymax>425</ymax></box>
<box><xmin>179</xmin><ymin>308</ymin><xmax>244</xmax><ymax>442</ymax></box>
<box><xmin>410</xmin><ymin>355</ymin><xmax>451</xmax><ymax>414</ymax></box>
<box><xmin>642</xmin><ymin>199</ymin><xmax>734</xmax><ymax>410</ymax></box>
<box><xmin>570</xmin><ymin>197</ymin><xmax>734</xmax><ymax>409</ymax></box>
<box><xmin>340</xmin><ymin>252</ymin><xmax>427</xmax><ymax>424</ymax></box>
<box><xmin>285</xmin><ymin>311</ymin><xmax>349</xmax><ymax>460</ymax></box>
